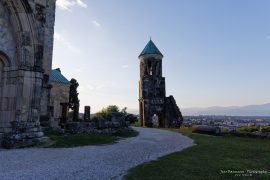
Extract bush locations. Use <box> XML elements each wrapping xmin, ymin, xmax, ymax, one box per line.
<box><xmin>132</xmin><ymin>121</ymin><xmax>141</xmax><ymax>127</ymax></box>
<box><xmin>192</xmin><ymin>125</ymin><xmax>221</xmax><ymax>136</ymax></box>
<box><xmin>125</xmin><ymin>114</ymin><xmax>138</xmax><ymax>124</ymax></box>
<box><xmin>261</xmin><ymin>126</ymin><xmax>270</xmax><ymax>133</ymax></box>
<box><xmin>95</xmin><ymin>105</ymin><xmax>120</xmax><ymax>118</ymax></box>
<box><xmin>94</xmin><ymin>106</ymin><xmax>137</xmax><ymax>123</ymax></box>
<box><xmin>237</xmin><ymin>125</ymin><xmax>260</xmax><ymax>132</ymax></box>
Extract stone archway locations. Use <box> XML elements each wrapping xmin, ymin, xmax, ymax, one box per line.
<box><xmin>156</xmin><ymin>112</ymin><xmax>164</xmax><ymax>128</ymax></box>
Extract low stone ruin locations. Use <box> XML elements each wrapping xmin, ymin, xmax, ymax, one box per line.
<box><xmin>65</xmin><ymin>112</ymin><xmax>131</xmax><ymax>134</ymax></box>
<box><xmin>162</xmin><ymin>96</ymin><xmax>183</xmax><ymax>128</ymax></box>
<box><xmin>1</xmin><ymin>107</ymin><xmax>133</xmax><ymax>148</ymax></box>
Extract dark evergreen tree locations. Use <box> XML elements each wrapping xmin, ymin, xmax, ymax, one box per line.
<box><xmin>69</xmin><ymin>78</ymin><xmax>80</xmax><ymax>121</ymax></box>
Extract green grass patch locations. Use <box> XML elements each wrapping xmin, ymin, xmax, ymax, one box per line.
<box><xmin>47</xmin><ymin>129</ymin><xmax>139</xmax><ymax>148</ymax></box>
<box><xmin>113</xmin><ymin>129</ymin><xmax>139</xmax><ymax>138</ymax></box>
<box><xmin>125</xmin><ymin>129</ymin><xmax>270</xmax><ymax>180</ymax></box>
<box><xmin>131</xmin><ymin>121</ymin><xmax>141</xmax><ymax>127</ymax></box>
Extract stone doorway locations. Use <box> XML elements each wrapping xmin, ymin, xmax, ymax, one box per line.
<box><xmin>156</xmin><ymin>112</ymin><xmax>164</xmax><ymax>128</ymax></box>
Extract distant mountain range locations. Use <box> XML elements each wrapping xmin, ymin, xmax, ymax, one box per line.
<box><xmin>182</xmin><ymin>103</ymin><xmax>270</xmax><ymax>116</ymax></box>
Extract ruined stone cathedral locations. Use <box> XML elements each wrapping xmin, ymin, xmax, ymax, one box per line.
<box><xmin>0</xmin><ymin>0</ymin><xmax>56</xmax><ymax>147</ymax></box>
<box><xmin>139</xmin><ymin>40</ymin><xmax>183</xmax><ymax>128</ymax></box>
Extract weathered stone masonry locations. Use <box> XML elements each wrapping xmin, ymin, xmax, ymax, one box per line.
<box><xmin>139</xmin><ymin>40</ymin><xmax>183</xmax><ymax>128</ymax></box>
<box><xmin>0</xmin><ymin>0</ymin><xmax>56</xmax><ymax>147</ymax></box>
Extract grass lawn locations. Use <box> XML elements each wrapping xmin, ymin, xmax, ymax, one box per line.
<box><xmin>46</xmin><ymin>129</ymin><xmax>139</xmax><ymax>148</ymax></box>
<box><xmin>125</xmin><ymin>129</ymin><xmax>270</xmax><ymax>180</ymax></box>
<box><xmin>113</xmin><ymin>129</ymin><xmax>139</xmax><ymax>138</ymax></box>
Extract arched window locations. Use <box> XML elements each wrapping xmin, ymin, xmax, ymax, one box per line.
<box><xmin>147</xmin><ymin>61</ymin><xmax>152</xmax><ymax>75</ymax></box>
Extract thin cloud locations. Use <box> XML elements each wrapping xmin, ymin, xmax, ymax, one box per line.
<box><xmin>92</xmin><ymin>20</ymin><xmax>101</xmax><ymax>27</ymax></box>
<box><xmin>56</xmin><ymin>0</ymin><xmax>87</xmax><ymax>11</ymax></box>
<box><xmin>76</xmin><ymin>0</ymin><xmax>87</xmax><ymax>8</ymax></box>
<box><xmin>54</xmin><ymin>32</ymin><xmax>80</xmax><ymax>53</ymax></box>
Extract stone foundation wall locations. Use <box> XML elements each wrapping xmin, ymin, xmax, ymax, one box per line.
<box><xmin>65</xmin><ymin>113</ymin><xmax>131</xmax><ymax>134</ymax></box>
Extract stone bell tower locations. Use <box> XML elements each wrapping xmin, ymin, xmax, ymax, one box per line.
<box><xmin>139</xmin><ymin>39</ymin><xmax>183</xmax><ymax>128</ymax></box>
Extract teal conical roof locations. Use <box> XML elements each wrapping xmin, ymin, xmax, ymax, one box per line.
<box><xmin>49</xmin><ymin>68</ymin><xmax>71</xmax><ymax>85</ymax></box>
<box><xmin>139</xmin><ymin>39</ymin><xmax>163</xmax><ymax>57</ymax></box>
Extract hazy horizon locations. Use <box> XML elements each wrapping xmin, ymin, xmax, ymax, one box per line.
<box><xmin>53</xmin><ymin>0</ymin><xmax>270</xmax><ymax>113</ymax></box>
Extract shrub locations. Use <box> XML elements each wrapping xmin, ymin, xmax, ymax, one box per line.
<box><xmin>192</xmin><ymin>125</ymin><xmax>221</xmax><ymax>136</ymax></box>
<box><xmin>125</xmin><ymin>114</ymin><xmax>138</xmax><ymax>124</ymax></box>
<box><xmin>237</xmin><ymin>125</ymin><xmax>260</xmax><ymax>132</ymax></box>
<box><xmin>261</xmin><ymin>126</ymin><xmax>270</xmax><ymax>133</ymax></box>
<box><xmin>95</xmin><ymin>105</ymin><xmax>120</xmax><ymax>118</ymax></box>
<box><xmin>94</xmin><ymin>106</ymin><xmax>137</xmax><ymax>123</ymax></box>
<box><xmin>132</xmin><ymin>121</ymin><xmax>141</xmax><ymax>127</ymax></box>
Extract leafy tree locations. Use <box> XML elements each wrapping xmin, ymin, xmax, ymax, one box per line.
<box><xmin>95</xmin><ymin>105</ymin><xmax>120</xmax><ymax>118</ymax></box>
<box><xmin>69</xmin><ymin>78</ymin><xmax>80</xmax><ymax>121</ymax></box>
<box><xmin>94</xmin><ymin>105</ymin><xmax>137</xmax><ymax>123</ymax></box>
<box><xmin>106</xmin><ymin>105</ymin><xmax>119</xmax><ymax>113</ymax></box>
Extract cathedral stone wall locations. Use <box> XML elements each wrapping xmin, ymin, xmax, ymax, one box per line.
<box><xmin>0</xmin><ymin>0</ymin><xmax>56</xmax><ymax>148</ymax></box>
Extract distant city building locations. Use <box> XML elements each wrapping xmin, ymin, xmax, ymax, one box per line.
<box><xmin>138</xmin><ymin>39</ymin><xmax>183</xmax><ymax>128</ymax></box>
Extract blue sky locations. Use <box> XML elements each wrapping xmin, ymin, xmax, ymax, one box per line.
<box><xmin>53</xmin><ymin>0</ymin><xmax>270</xmax><ymax>113</ymax></box>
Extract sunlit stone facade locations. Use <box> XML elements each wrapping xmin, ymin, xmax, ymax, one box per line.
<box><xmin>0</xmin><ymin>0</ymin><xmax>56</xmax><ymax>147</ymax></box>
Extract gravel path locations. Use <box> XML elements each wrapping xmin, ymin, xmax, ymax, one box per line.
<box><xmin>0</xmin><ymin>127</ymin><xmax>194</xmax><ymax>180</ymax></box>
